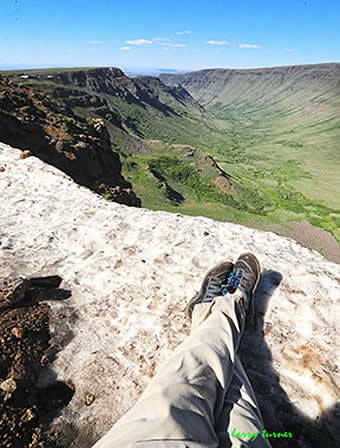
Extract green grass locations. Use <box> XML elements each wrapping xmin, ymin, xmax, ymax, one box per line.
<box><xmin>120</xmin><ymin>88</ymin><xmax>340</xmax><ymax>244</ymax></box>
<box><xmin>6</xmin><ymin>65</ymin><xmax>340</xmax><ymax>247</ymax></box>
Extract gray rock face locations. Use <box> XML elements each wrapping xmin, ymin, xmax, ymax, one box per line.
<box><xmin>0</xmin><ymin>142</ymin><xmax>339</xmax><ymax>447</ymax></box>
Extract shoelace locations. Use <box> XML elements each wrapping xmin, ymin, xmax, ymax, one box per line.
<box><xmin>220</xmin><ymin>270</ymin><xmax>243</xmax><ymax>295</ymax></box>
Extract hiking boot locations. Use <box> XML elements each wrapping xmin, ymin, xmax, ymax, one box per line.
<box><xmin>185</xmin><ymin>262</ymin><xmax>234</xmax><ymax>319</ymax></box>
<box><xmin>227</xmin><ymin>253</ymin><xmax>261</xmax><ymax>320</ymax></box>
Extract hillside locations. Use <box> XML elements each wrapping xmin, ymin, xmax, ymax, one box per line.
<box><xmin>160</xmin><ymin>63</ymin><xmax>340</xmax><ymax>107</ymax></box>
<box><xmin>2</xmin><ymin>67</ymin><xmax>210</xmax><ymax>152</ymax></box>
<box><xmin>160</xmin><ymin>64</ymin><xmax>340</xmax><ymax>252</ymax></box>
<box><xmin>1</xmin><ymin>64</ymin><xmax>340</xmax><ymax>261</ymax></box>
<box><xmin>0</xmin><ymin>67</ymin><xmax>229</xmax><ymax>208</ymax></box>
<box><xmin>0</xmin><ymin>142</ymin><xmax>339</xmax><ymax>447</ymax></box>
<box><xmin>0</xmin><ymin>74</ymin><xmax>140</xmax><ymax>206</ymax></box>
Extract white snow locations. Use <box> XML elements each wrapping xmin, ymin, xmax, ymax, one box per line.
<box><xmin>0</xmin><ymin>142</ymin><xmax>339</xmax><ymax>447</ymax></box>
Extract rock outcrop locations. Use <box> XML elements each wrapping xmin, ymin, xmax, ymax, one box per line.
<box><xmin>0</xmin><ymin>143</ymin><xmax>339</xmax><ymax>448</ymax></box>
<box><xmin>44</xmin><ymin>68</ymin><xmax>202</xmax><ymax>115</ymax></box>
<box><xmin>3</xmin><ymin>67</ymin><xmax>204</xmax><ymax>140</ymax></box>
<box><xmin>0</xmin><ymin>76</ymin><xmax>141</xmax><ymax>206</ymax></box>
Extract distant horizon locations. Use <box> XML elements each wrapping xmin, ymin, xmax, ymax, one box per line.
<box><xmin>1</xmin><ymin>61</ymin><xmax>339</xmax><ymax>76</ymax></box>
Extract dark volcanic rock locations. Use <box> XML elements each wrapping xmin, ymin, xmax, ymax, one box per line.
<box><xmin>54</xmin><ymin>67</ymin><xmax>126</xmax><ymax>90</ymax></box>
<box><xmin>0</xmin><ymin>76</ymin><xmax>141</xmax><ymax>207</ymax></box>
<box><xmin>0</xmin><ymin>274</ymin><xmax>75</xmax><ymax>448</ymax></box>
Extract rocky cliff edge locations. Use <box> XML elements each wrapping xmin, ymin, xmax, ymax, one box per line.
<box><xmin>0</xmin><ymin>75</ymin><xmax>141</xmax><ymax>207</ymax></box>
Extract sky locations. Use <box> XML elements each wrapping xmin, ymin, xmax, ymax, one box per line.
<box><xmin>1</xmin><ymin>0</ymin><xmax>340</xmax><ymax>71</ymax></box>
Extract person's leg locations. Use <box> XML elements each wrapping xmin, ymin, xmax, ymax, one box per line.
<box><xmin>92</xmin><ymin>255</ymin><xmax>269</xmax><ymax>448</ymax></box>
<box><xmin>92</xmin><ymin>295</ymin><xmax>244</xmax><ymax>448</ymax></box>
<box><xmin>215</xmin><ymin>352</ymin><xmax>271</xmax><ymax>448</ymax></box>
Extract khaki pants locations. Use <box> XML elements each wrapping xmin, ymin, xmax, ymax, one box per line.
<box><xmin>92</xmin><ymin>294</ymin><xmax>271</xmax><ymax>448</ymax></box>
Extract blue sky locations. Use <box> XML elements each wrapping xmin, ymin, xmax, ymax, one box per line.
<box><xmin>1</xmin><ymin>0</ymin><xmax>339</xmax><ymax>71</ymax></box>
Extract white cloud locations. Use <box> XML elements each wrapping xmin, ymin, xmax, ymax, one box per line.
<box><xmin>239</xmin><ymin>43</ymin><xmax>262</xmax><ymax>49</ymax></box>
<box><xmin>120</xmin><ymin>46</ymin><xmax>131</xmax><ymax>51</ymax></box>
<box><xmin>126</xmin><ymin>39</ymin><xmax>152</xmax><ymax>45</ymax></box>
<box><xmin>176</xmin><ymin>30</ymin><xmax>192</xmax><ymax>35</ymax></box>
<box><xmin>153</xmin><ymin>37</ymin><xmax>172</xmax><ymax>42</ymax></box>
<box><xmin>166</xmin><ymin>43</ymin><xmax>187</xmax><ymax>48</ymax></box>
<box><xmin>207</xmin><ymin>40</ymin><xmax>230</xmax><ymax>46</ymax></box>
<box><xmin>88</xmin><ymin>40</ymin><xmax>104</xmax><ymax>45</ymax></box>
